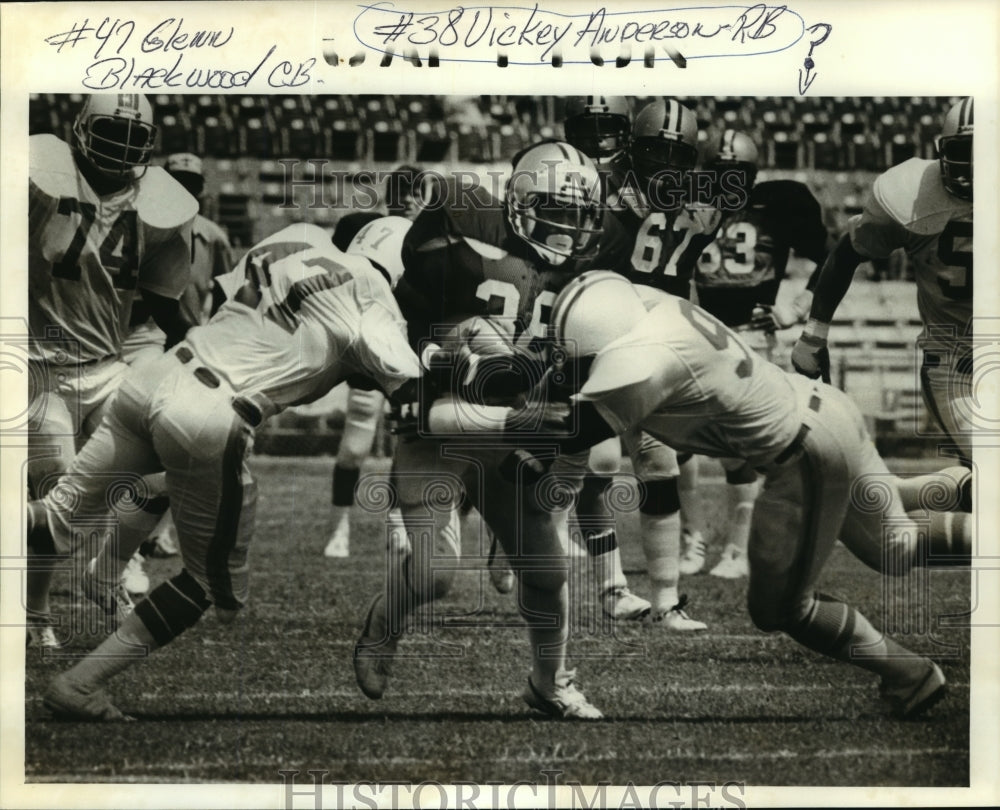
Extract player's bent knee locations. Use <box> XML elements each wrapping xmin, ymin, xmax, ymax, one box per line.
<box><xmin>519</xmin><ymin>567</ymin><xmax>567</xmax><ymax>594</ymax></box>
<box><xmin>639</xmin><ymin>476</ymin><xmax>680</xmax><ymax>516</ymax></box>
<box><xmin>133</xmin><ymin>569</ymin><xmax>212</xmax><ymax>646</ymax></box>
<box><xmin>746</xmin><ymin>590</ymin><xmax>789</xmax><ymax>633</ymax></box>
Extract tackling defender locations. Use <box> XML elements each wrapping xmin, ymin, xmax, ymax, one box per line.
<box><xmin>526</xmin><ymin>271</ymin><xmax>968</xmax><ymax>718</ymax></box>
<box><xmin>31</xmin><ymin>219</ymin><xmax>421</xmax><ymax>720</ymax></box>
<box><xmin>27</xmin><ymin>93</ymin><xmax>197</xmax><ymax>646</ymax></box>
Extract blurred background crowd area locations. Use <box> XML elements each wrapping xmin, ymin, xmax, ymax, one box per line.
<box><xmin>30</xmin><ymin>93</ymin><xmax>962</xmax><ymax>455</ymax></box>
<box><xmin>31</xmin><ymin>93</ymin><xmax>954</xmax><ymax>254</ymax></box>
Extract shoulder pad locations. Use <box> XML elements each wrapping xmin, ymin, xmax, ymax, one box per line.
<box><xmin>440</xmin><ymin>179</ymin><xmax>507</xmax><ymax>243</ymax></box>
<box><xmin>872</xmin><ymin>158</ymin><xmax>970</xmax><ymax>235</ymax></box>
<box><xmin>29</xmin><ymin>134</ymin><xmax>79</xmax><ymax>199</ymax></box>
<box><xmin>135</xmin><ymin>167</ymin><xmax>199</xmax><ymax>230</ymax></box>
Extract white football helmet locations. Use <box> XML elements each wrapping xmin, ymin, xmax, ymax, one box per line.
<box><xmin>550</xmin><ymin>270</ymin><xmax>646</xmax><ymax>360</ymax></box>
<box><xmin>73</xmin><ymin>94</ymin><xmax>158</xmax><ymax>179</ymax></box>
<box><xmin>937</xmin><ymin>97</ymin><xmax>973</xmax><ymax>201</ymax></box>
<box><xmin>346</xmin><ymin>215</ymin><xmax>412</xmax><ymax>288</ymax></box>
<box><xmin>506</xmin><ymin>141</ymin><xmax>604</xmax><ymax>267</ymax></box>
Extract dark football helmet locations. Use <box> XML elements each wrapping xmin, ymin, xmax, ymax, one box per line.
<box><xmin>563</xmin><ymin>96</ymin><xmax>631</xmax><ymax>169</ymax></box>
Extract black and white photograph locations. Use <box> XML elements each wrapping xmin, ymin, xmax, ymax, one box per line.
<box><xmin>1</xmin><ymin>2</ymin><xmax>998</xmax><ymax>808</ymax></box>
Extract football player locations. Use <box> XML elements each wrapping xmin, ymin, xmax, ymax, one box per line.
<box><xmin>565</xmin><ymin>96</ymin><xmax>710</xmax><ymax>628</ymax></box>
<box><xmin>679</xmin><ymin>129</ymin><xmax>830</xmax><ymax>579</ymax></box>
<box><xmin>324</xmin><ymin>166</ymin><xmax>428</xmax><ymax>560</ymax></box>
<box><xmin>353</xmin><ymin>141</ymin><xmax>622</xmax><ymax>719</ymax></box>
<box><xmin>32</xmin><ymin>219</ymin><xmax>421</xmax><ymax>720</ymax></box>
<box><xmin>98</xmin><ymin>153</ymin><xmax>236</xmax><ymax>596</ymax></box>
<box><xmin>792</xmin><ymin>98</ymin><xmax>974</xmax><ymax>486</ymax></box>
<box><xmin>517</xmin><ymin>271</ymin><xmax>969</xmax><ymax>718</ymax></box>
<box><xmin>26</xmin><ymin>93</ymin><xmax>197</xmax><ymax>646</ymax></box>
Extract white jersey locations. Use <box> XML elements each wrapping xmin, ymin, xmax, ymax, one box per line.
<box><xmin>190</xmin><ymin>223</ymin><xmax>420</xmax><ymax>410</ymax></box>
<box><xmin>849</xmin><ymin>158</ymin><xmax>972</xmax><ymax>353</ymax></box>
<box><xmin>578</xmin><ymin>294</ymin><xmax>807</xmax><ymax>467</ymax></box>
<box><xmin>28</xmin><ymin>134</ymin><xmax>197</xmax><ymax>364</ymax></box>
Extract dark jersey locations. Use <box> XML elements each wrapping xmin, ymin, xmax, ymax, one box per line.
<box><xmin>397</xmin><ymin>179</ymin><xmax>630</xmax><ymax>356</ymax></box>
<box><xmin>608</xmin><ymin>175</ymin><xmax>721</xmax><ymax>299</ymax></box>
<box><xmin>692</xmin><ymin>180</ymin><xmax>828</xmax><ymax>327</ymax></box>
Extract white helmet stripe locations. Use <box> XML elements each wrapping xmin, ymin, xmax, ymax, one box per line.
<box><xmin>665</xmin><ymin>99</ymin><xmax>679</xmax><ymax>134</ymax></box>
<box><xmin>959</xmin><ymin>97</ymin><xmax>973</xmax><ymax>130</ymax></box>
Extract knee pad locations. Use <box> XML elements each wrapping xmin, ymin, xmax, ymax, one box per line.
<box><xmin>134</xmin><ymin>569</ymin><xmax>212</xmax><ymax>646</ymax></box>
<box><xmin>639</xmin><ymin>477</ymin><xmax>680</xmax><ymax>516</ymax></box>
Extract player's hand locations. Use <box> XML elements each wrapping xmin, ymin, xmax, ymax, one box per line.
<box><xmin>751</xmin><ymin>302</ymin><xmax>799</xmax><ymax>333</ymax></box>
<box><xmin>791</xmin><ymin>333</ymin><xmax>832</xmax><ymax>383</ymax></box>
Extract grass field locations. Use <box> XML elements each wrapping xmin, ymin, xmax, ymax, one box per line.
<box><xmin>23</xmin><ymin>455</ymin><xmax>971</xmax><ymax>787</ymax></box>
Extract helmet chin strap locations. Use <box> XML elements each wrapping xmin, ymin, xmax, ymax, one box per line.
<box><xmin>532</xmin><ymin>243</ymin><xmax>569</xmax><ymax>266</ymax></box>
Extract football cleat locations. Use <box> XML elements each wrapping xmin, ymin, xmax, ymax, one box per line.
<box><xmin>121</xmin><ymin>553</ymin><xmax>150</xmax><ymax>595</ymax></box>
<box><xmin>523</xmin><ymin>670</ymin><xmax>604</xmax><ymax>720</ymax></box>
<box><xmin>880</xmin><ymin>660</ymin><xmax>947</xmax><ymax>719</ymax></box>
<box><xmin>647</xmin><ymin>594</ymin><xmax>707</xmax><ymax>631</ymax></box>
<box><xmin>26</xmin><ymin>612</ymin><xmax>60</xmax><ymax>649</ymax></box>
<box><xmin>83</xmin><ymin>558</ymin><xmax>135</xmax><ymax>626</ymax></box>
<box><xmin>678</xmin><ymin>530</ymin><xmax>707</xmax><ymax>575</ymax></box>
<box><xmin>709</xmin><ymin>547</ymin><xmax>749</xmax><ymax>579</ymax></box>
<box><xmin>353</xmin><ymin>595</ymin><xmax>400</xmax><ymax>700</ymax></box>
<box><xmin>149</xmin><ymin>524</ymin><xmax>180</xmax><ymax>557</ymax></box>
<box><xmin>487</xmin><ymin>533</ymin><xmax>515</xmax><ymax>595</ymax></box>
<box><xmin>44</xmin><ymin>673</ymin><xmax>134</xmax><ymax>722</ymax></box>
<box><xmin>601</xmin><ymin>586</ymin><xmax>651</xmax><ymax>622</ymax></box>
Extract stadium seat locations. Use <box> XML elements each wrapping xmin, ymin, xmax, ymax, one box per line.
<box><xmin>196</xmin><ymin>115</ymin><xmax>236</xmax><ymax>158</ymax></box>
<box><xmin>239</xmin><ymin>117</ymin><xmax>273</xmax><ymax>158</ymax></box>
<box><xmin>279</xmin><ymin>116</ymin><xmax>320</xmax><ymax>158</ymax></box>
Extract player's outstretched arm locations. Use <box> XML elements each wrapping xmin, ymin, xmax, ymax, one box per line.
<box><xmin>791</xmin><ymin>232</ymin><xmax>864</xmax><ymax>382</ymax></box>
